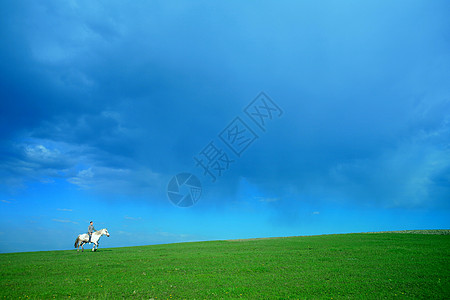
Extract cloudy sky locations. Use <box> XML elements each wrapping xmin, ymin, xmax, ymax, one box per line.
<box><xmin>1</xmin><ymin>1</ymin><xmax>449</xmax><ymax>253</ymax></box>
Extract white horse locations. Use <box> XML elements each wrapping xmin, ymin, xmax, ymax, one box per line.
<box><xmin>74</xmin><ymin>228</ymin><xmax>110</xmax><ymax>252</ymax></box>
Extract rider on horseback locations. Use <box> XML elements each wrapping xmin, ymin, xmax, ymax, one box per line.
<box><xmin>88</xmin><ymin>221</ymin><xmax>96</xmax><ymax>243</ymax></box>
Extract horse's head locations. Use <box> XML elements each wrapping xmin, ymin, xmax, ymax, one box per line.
<box><xmin>104</xmin><ymin>228</ymin><xmax>110</xmax><ymax>237</ymax></box>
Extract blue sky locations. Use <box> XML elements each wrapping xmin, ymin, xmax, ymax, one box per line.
<box><xmin>1</xmin><ymin>0</ymin><xmax>449</xmax><ymax>253</ymax></box>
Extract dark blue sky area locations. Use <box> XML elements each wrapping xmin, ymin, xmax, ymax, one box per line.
<box><xmin>1</xmin><ymin>1</ymin><xmax>449</xmax><ymax>253</ymax></box>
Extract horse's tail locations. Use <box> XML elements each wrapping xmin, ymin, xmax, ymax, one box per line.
<box><xmin>74</xmin><ymin>236</ymin><xmax>79</xmax><ymax>248</ymax></box>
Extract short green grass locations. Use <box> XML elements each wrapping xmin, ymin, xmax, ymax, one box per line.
<box><xmin>1</xmin><ymin>232</ymin><xmax>449</xmax><ymax>299</ymax></box>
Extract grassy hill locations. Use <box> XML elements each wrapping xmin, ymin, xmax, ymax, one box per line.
<box><xmin>1</xmin><ymin>231</ymin><xmax>449</xmax><ymax>299</ymax></box>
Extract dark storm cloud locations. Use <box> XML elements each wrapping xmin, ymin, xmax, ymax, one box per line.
<box><xmin>0</xmin><ymin>1</ymin><xmax>449</xmax><ymax>210</ymax></box>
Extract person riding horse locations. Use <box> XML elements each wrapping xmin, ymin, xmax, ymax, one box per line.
<box><xmin>75</xmin><ymin>228</ymin><xmax>110</xmax><ymax>252</ymax></box>
<box><xmin>88</xmin><ymin>221</ymin><xmax>96</xmax><ymax>243</ymax></box>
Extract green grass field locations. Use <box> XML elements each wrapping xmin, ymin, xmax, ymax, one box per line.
<box><xmin>1</xmin><ymin>231</ymin><xmax>449</xmax><ymax>299</ymax></box>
